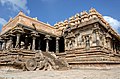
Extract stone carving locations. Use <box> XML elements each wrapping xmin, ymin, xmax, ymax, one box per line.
<box><xmin>81</xmin><ymin>11</ymin><xmax>89</xmax><ymax>22</ymax></box>
<box><xmin>6</xmin><ymin>39</ymin><xmax>13</xmax><ymax>50</ymax></box>
<box><xmin>89</xmin><ymin>8</ymin><xmax>98</xmax><ymax>19</ymax></box>
<box><xmin>28</xmin><ymin>43</ymin><xmax>31</xmax><ymax>50</ymax></box>
<box><xmin>85</xmin><ymin>35</ymin><xmax>90</xmax><ymax>50</ymax></box>
<box><xmin>75</xmin><ymin>13</ymin><xmax>80</xmax><ymax>25</ymax></box>
<box><xmin>77</xmin><ymin>33</ymin><xmax>82</xmax><ymax>46</ymax></box>
<box><xmin>20</xmin><ymin>41</ymin><xmax>25</xmax><ymax>49</ymax></box>
<box><xmin>69</xmin><ymin>16</ymin><xmax>75</xmax><ymax>26</ymax></box>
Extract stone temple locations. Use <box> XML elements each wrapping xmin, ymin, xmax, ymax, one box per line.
<box><xmin>0</xmin><ymin>8</ymin><xmax>120</xmax><ymax>70</ymax></box>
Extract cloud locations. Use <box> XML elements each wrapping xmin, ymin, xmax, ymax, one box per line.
<box><xmin>0</xmin><ymin>17</ymin><xmax>7</xmax><ymax>25</ymax></box>
<box><xmin>103</xmin><ymin>16</ymin><xmax>120</xmax><ymax>33</ymax></box>
<box><xmin>0</xmin><ymin>0</ymin><xmax>30</xmax><ymax>14</ymax></box>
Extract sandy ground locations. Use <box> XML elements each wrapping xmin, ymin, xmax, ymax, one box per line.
<box><xmin>0</xmin><ymin>68</ymin><xmax>120</xmax><ymax>79</ymax></box>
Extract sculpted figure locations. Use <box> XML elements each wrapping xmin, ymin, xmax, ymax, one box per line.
<box><xmin>69</xmin><ymin>40</ymin><xmax>72</xmax><ymax>49</ymax></box>
<box><xmin>6</xmin><ymin>40</ymin><xmax>13</xmax><ymax>50</ymax></box>
<box><xmin>28</xmin><ymin>43</ymin><xmax>31</xmax><ymax>50</ymax></box>
<box><xmin>77</xmin><ymin>34</ymin><xmax>82</xmax><ymax>46</ymax></box>
<box><xmin>20</xmin><ymin>41</ymin><xmax>25</xmax><ymax>49</ymax></box>
<box><xmin>85</xmin><ymin>36</ymin><xmax>90</xmax><ymax>50</ymax></box>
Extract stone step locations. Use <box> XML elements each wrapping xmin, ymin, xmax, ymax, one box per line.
<box><xmin>68</xmin><ymin>60</ymin><xmax>120</xmax><ymax>64</ymax></box>
<box><xmin>65</xmin><ymin>52</ymin><xmax>111</xmax><ymax>58</ymax></box>
<box><xmin>66</xmin><ymin>56</ymin><xmax>110</xmax><ymax>61</ymax></box>
<box><xmin>66</xmin><ymin>56</ymin><xmax>120</xmax><ymax>63</ymax></box>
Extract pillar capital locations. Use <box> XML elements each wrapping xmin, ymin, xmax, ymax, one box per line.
<box><xmin>31</xmin><ymin>31</ymin><xmax>39</xmax><ymax>37</ymax></box>
<box><xmin>16</xmin><ymin>33</ymin><xmax>21</xmax><ymax>36</ymax></box>
<box><xmin>56</xmin><ymin>37</ymin><xmax>60</xmax><ymax>40</ymax></box>
<box><xmin>12</xmin><ymin>26</ymin><xmax>25</xmax><ymax>34</ymax></box>
<box><xmin>44</xmin><ymin>35</ymin><xmax>51</xmax><ymax>40</ymax></box>
<box><xmin>32</xmin><ymin>36</ymin><xmax>36</xmax><ymax>40</ymax></box>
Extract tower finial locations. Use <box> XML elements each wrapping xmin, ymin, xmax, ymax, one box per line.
<box><xmin>18</xmin><ymin>11</ymin><xmax>26</xmax><ymax>16</ymax></box>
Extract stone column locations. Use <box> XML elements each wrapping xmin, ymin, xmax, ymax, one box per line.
<box><xmin>38</xmin><ymin>39</ymin><xmax>41</xmax><ymax>50</ymax></box>
<box><xmin>56</xmin><ymin>37</ymin><xmax>59</xmax><ymax>53</ymax></box>
<box><xmin>15</xmin><ymin>34</ymin><xmax>21</xmax><ymax>48</ymax></box>
<box><xmin>45</xmin><ymin>35</ymin><xmax>51</xmax><ymax>52</ymax></box>
<box><xmin>46</xmin><ymin>39</ymin><xmax>49</xmax><ymax>52</ymax></box>
<box><xmin>32</xmin><ymin>36</ymin><xmax>36</xmax><ymax>51</ymax></box>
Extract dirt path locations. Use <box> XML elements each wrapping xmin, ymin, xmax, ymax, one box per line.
<box><xmin>0</xmin><ymin>68</ymin><xmax>120</xmax><ymax>79</ymax></box>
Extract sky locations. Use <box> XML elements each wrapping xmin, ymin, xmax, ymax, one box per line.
<box><xmin>0</xmin><ymin>0</ymin><xmax>120</xmax><ymax>34</ymax></box>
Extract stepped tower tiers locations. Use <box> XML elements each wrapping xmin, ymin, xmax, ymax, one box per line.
<box><xmin>0</xmin><ymin>8</ymin><xmax>120</xmax><ymax>69</ymax></box>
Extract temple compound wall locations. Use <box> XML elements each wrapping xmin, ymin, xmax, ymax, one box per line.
<box><xmin>0</xmin><ymin>8</ymin><xmax>120</xmax><ymax>69</ymax></box>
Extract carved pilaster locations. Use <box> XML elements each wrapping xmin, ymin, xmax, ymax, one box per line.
<box><xmin>56</xmin><ymin>37</ymin><xmax>60</xmax><ymax>53</ymax></box>
<box><xmin>92</xmin><ymin>23</ymin><xmax>100</xmax><ymax>46</ymax></box>
<box><xmin>96</xmin><ymin>31</ymin><xmax>100</xmax><ymax>46</ymax></box>
<box><xmin>103</xmin><ymin>34</ymin><xmax>106</xmax><ymax>48</ymax></box>
<box><xmin>85</xmin><ymin>35</ymin><xmax>90</xmax><ymax>50</ymax></box>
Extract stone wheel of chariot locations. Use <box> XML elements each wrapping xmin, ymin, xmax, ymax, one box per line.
<box><xmin>38</xmin><ymin>59</ymin><xmax>53</xmax><ymax>70</ymax></box>
<box><xmin>25</xmin><ymin>59</ymin><xmax>37</xmax><ymax>71</ymax></box>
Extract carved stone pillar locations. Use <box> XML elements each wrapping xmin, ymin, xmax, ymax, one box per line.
<box><xmin>15</xmin><ymin>34</ymin><xmax>21</xmax><ymax>48</ymax></box>
<box><xmin>31</xmin><ymin>31</ymin><xmax>39</xmax><ymax>51</ymax></box>
<box><xmin>44</xmin><ymin>35</ymin><xmax>51</xmax><ymax>52</ymax></box>
<box><xmin>46</xmin><ymin>39</ymin><xmax>49</xmax><ymax>52</ymax></box>
<box><xmin>32</xmin><ymin>36</ymin><xmax>36</xmax><ymax>51</ymax></box>
<box><xmin>38</xmin><ymin>39</ymin><xmax>41</xmax><ymax>50</ymax></box>
<box><xmin>56</xmin><ymin>37</ymin><xmax>60</xmax><ymax>53</ymax></box>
